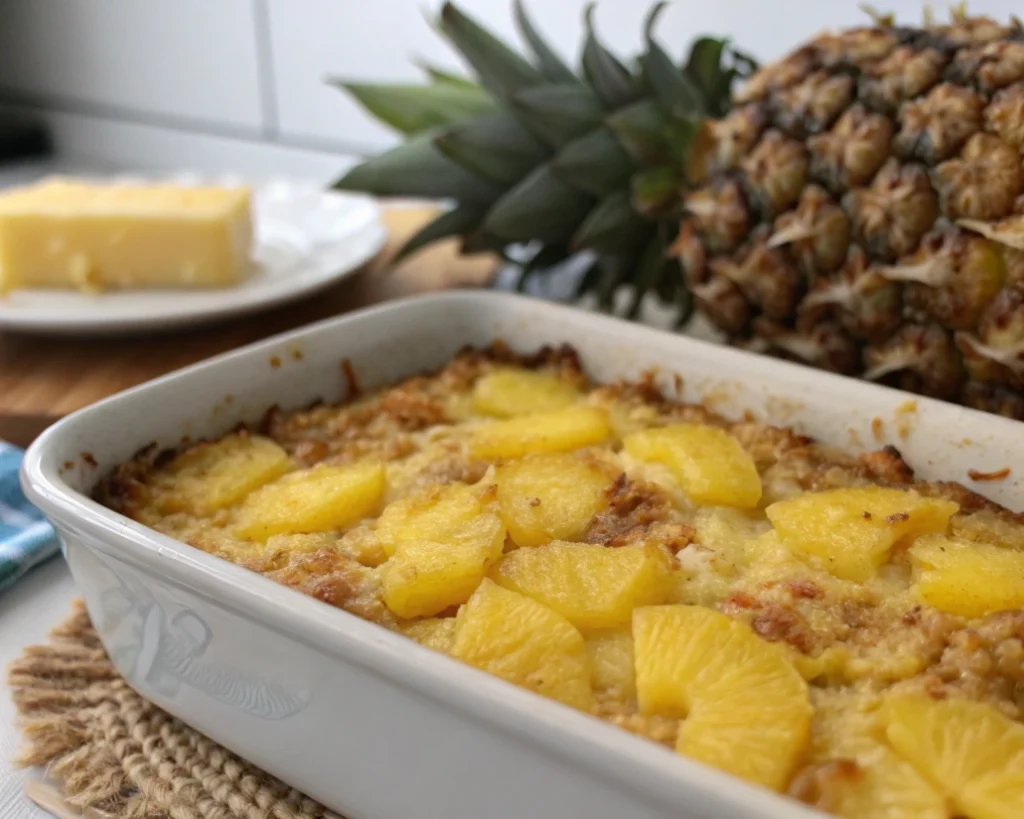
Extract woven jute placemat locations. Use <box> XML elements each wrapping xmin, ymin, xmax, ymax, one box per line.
<box><xmin>8</xmin><ymin>599</ymin><xmax>344</xmax><ymax>819</ymax></box>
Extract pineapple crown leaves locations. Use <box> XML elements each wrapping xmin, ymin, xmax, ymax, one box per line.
<box><xmin>331</xmin><ymin>1</ymin><xmax>757</xmax><ymax>319</ymax></box>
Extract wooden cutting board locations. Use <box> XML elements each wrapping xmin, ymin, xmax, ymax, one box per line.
<box><xmin>0</xmin><ymin>205</ymin><xmax>498</xmax><ymax>448</ymax></box>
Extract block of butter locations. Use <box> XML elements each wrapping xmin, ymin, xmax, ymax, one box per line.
<box><xmin>0</xmin><ymin>177</ymin><xmax>254</xmax><ymax>295</ymax></box>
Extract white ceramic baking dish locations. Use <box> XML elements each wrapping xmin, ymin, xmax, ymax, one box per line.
<box><xmin>21</xmin><ymin>292</ymin><xmax>1024</xmax><ymax>819</ymax></box>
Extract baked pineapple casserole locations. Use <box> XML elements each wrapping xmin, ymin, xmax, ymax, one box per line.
<box><xmin>97</xmin><ymin>344</ymin><xmax>1024</xmax><ymax>817</ymax></box>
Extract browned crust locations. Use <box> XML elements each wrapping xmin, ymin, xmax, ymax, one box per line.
<box><xmin>94</xmin><ymin>341</ymin><xmax>1022</xmax><ymax>532</ymax></box>
<box><xmin>968</xmin><ymin>466</ymin><xmax>1013</xmax><ymax>482</ymax></box>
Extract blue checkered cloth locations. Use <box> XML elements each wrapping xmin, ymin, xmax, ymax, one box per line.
<box><xmin>0</xmin><ymin>442</ymin><xmax>58</xmax><ymax>591</ymax></box>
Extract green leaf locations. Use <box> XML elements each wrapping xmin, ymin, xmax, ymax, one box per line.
<box><xmin>516</xmin><ymin>266</ymin><xmax>535</xmax><ymax>292</ymax></box>
<box><xmin>460</xmin><ymin>229</ymin><xmax>508</xmax><ymax>255</ymax></box>
<box><xmin>329</xmin><ymin>81</ymin><xmax>496</xmax><ymax>136</ymax></box>
<box><xmin>513</xmin><ymin>0</ymin><xmax>577</xmax><ymax>83</ymax></box>
<box><xmin>631</xmin><ymin>166</ymin><xmax>680</xmax><ymax>217</ymax></box>
<box><xmin>580</xmin><ymin>4</ymin><xmax>639</xmax><ymax>109</ymax></box>
<box><xmin>574</xmin><ymin>258</ymin><xmax>602</xmax><ymax>299</ymax></box>
<box><xmin>511</xmin><ymin>84</ymin><xmax>605</xmax><ymax>146</ymax></box>
<box><xmin>656</xmin><ymin>263</ymin><xmax>679</xmax><ymax>302</ymax></box>
<box><xmin>605</xmin><ymin>99</ymin><xmax>668</xmax><ymax>165</ymax></box>
<box><xmin>664</xmin><ymin>113</ymin><xmax>703</xmax><ymax>168</ymax></box>
<box><xmin>551</xmin><ymin>127</ymin><xmax>635</xmax><ymax>196</ymax></box>
<box><xmin>626</xmin><ymin>234</ymin><xmax>666</xmax><ymax>318</ymax></box>
<box><xmin>516</xmin><ymin>242</ymin><xmax>572</xmax><ymax>291</ymax></box>
<box><xmin>639</xmin><ymin>3</ymin><xmax>705</xmax><ymax>115</ymax></box>
<box><xmin>729</xmin><ymin>45</ymin><xmax>760</xmax><ymax>79</ymax></box>
<box><xmin>412</xmin><ymin>58</ymin><xmax>481</xmax><ymax>89</ymax></box>
<box><xmin>596</xmin><ymin>257</ymin><xmax>628</xmax><ymax>311</ymax></box>
<box><xmin>572</xmin><ymin>190</ymin><xmax>647</xmax><ymax>254</ymax></box>
<box><xmin>438</xmin><ymin>2</ymin><xmax>543</xmax><ymax>100</ymax></box>
<box><xmin>434</xmin><ymin>111</ymin><xmax>548</xmax><ymax>185</ymax></box>
<box><xmin>675</xmin><ymin>276</ymin><xmax>695</xmax><ymax>326</ymax></box>
<box><xmin>483</xmin><ymin>165</ymin><xmax>594</xmax><ymax>244</ymax></box>
<box><xmin>685</xmin><ymin>37</ymin><xmax>727</xmax><ymax>93</ymax></box>
<box><xmin>333</xmin><ymin>131</ymin><xmax>501</xmax><ymax>202</ymax></box>
<box><xmin>393</xmin><ymin>205</ymin><xmax>483</xmax><ymax>263</ymax></box>
<box><xmin>685</xmin><ymin>38</ymin><xmax>737</xmax><ymax>117</ymax></box>
<box><xmin>527</xmin><ymin>242</ymin><xmax>572</xmax><ymax>271</ymax></box>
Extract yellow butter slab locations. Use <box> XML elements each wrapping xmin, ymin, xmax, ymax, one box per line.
<box><xmin>0</xmin><ymin>177</ymin><xmax>254</xmax><ymax>294</ymax></box>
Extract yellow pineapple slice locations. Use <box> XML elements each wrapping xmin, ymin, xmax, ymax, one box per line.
<box><xmin>472</xmin><ymin>367</ymin><xmax>580</xmax><ymax>417</ymax></box>
<box><xmin>845</xmin><ymin>751</ymin><xmax>948</xmax><ymax>819</ymax></box>
<box><xmin>234</xmin><ymin>459</ymin><xmax>385</xmax><ymax>541</ymax></box>
<box><xmin>495</xmin><ymin>452</ymin><xmax>613</xmax><ymax>547</ymax></box>
<box><xmin>374</xmin><ymin>481</ymin><xmax>484</xmax><ymax>557</ymax></box>
<box><xmin>623</xmin><ymin>423</ymin><xmax>761</xmax><ymax>508</ymax></box>
<box><xmin>882</xmin><ymin>694</ymin><xmax>1024</xmax><ymax>819</ymax></box>
<box><xmin>470</xmin><ymin>405</ymin><xmax>611</xmax><ymax>460</ymax></box>
<box><xmin>586</xmin><ymin>628</ymin><xmax>636</xmax><ymax>702</ymax></box>
<box><xmin>450</xmin><ymin>579</ymin><xmax>594</xmax><ymax>711</ymax></box>
<box><xmin>382</xmin><ymin>513</ymin><xmax>506</xmax><ymax>618</ymax></box>
<box><xmin>633</xmin><ymin>605</ymin><xmax>811</xmax><ymax>791</ymax></box>
<box><xmin>155</xmin><ymin>433</ymin><xmax>292</xmax><ymax>515</ymax></box>
<box><xmin>766</xmin><ymin>487</ymin><xmax>958</xmax><ymax>582</ymax></box>
<box><xmin>793</xmin><ymin>749</ymin><xmax>947</xmax><ymax>819</ymax></box>
<box><xmin>800</xmin><ymin>697</ymin><xmax>946</xmax><ymax>819</ymax></box>
<box><xmin>493</xmin><ymin>541</ymin><xmax>673</xmax><ymax>630</ymax></box>
<box><xmin>399</xmin><ymin>617</ymin><xmax>458</xmax><ymax>653</ymax></box>
<box><xmin>909</xmin><ymin>534</ymin><xmax>1024</xmax><ymax>618</ymax></box>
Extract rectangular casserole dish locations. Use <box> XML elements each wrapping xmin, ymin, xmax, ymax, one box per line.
<box><xmin>21</xmin><ymin>291</ymin><xmax>1024</xmax><ymax>819</ymax></box>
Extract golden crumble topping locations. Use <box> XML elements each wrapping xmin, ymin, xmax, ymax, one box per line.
<box><xmin>96</xmin><ymin>343</ymin><xmax>1024</xmax><ymax>816</ymax></box>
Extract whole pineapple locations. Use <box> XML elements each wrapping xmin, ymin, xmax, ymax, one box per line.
<box><xmin>681</xmin><ymin>6</ymin><xmax>1024</xmax><ymax>419</ymax></box>
<box><xmin>333</xmin><ymin>3</ymin><xmax>1024</xmax><ymax>420</ymax></box>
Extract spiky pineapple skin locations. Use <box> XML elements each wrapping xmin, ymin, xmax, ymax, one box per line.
<box><xmin>683</xmin><ymin>14</ymin><xmax>1024</xmax><ymax>419</ymax></box>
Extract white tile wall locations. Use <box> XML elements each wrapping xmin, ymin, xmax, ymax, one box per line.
<box><xmin>1</xmin><ymin>0</ymin><xmax>1022</xmax><ymax>174</ymax></box>
<box><xmin>265</xmin><ymin>0</ymin><xmax>582</xmax><ymax>150</ymax></box>
<box><xmin>0</xmin><ymin>0</ymin><xmax>265</xmax><ymax>132</ymax></box>
<box><xmin>264</xmin><ymin>0</ymin><xmax>923</xmax><ymax>147</ymax></box>
<box><xmin>0</xmin><ymin>106</ymin><xmax>357</xmax><ymax>184</ymax></box>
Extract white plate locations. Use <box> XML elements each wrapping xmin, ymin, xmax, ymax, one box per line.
<box><xmin>0</xmin><ymin>175</ymin><xmax>387</xmax><ymax>336</ymax></box>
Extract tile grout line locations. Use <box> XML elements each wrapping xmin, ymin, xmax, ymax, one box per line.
<box><xmin>251</xmin><ymin>0</ymin><xmax>281</xmax><ymax>141</ymax></box>
<box><xmin>0</xmin><ymin>89</ymin><xmax>382</xmax><ymax>158</ymax></box>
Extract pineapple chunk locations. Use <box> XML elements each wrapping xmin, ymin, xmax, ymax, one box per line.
<box><xmin>586</xmin><ymin>628</ymin><xmax>636</xmax><ymax>702</ymax></box>
<box><xmin>493</xmin><ymin>541</ymin><xmax>673</xmax><ymax>630</ymax></box>
<box><xmin>399</xmin><ymin>617</ymin><xmax>458</xmax><ymax>653</ymax></box>
<box><xmin>766</xmin><ymin>487</ymin><xmax>958</xmax><ymax>582</ymax></box>
<box><xmin>495</xmin><ymin>452</ymin><xmax>613</xmax><ymax>547</ymax></box>
<box><xmin>909</xmin><ymin>534</ymin><xmax>1024</xmax><ymax>618</ymax></box>
<box><xmin>382</xmin><ymin>513</ymin><xmax>506</xmax><ymax>618</ymax></box>
<box><xmin>804</xmin><ymin>695</ymin><xmax>946</xmax><ymax>819</ymax></box>
<box><xmin>472</xmin><ymin>367</ymin><xmax>580</xmax><ymax>417</ymax></box>
<box><xmin>633</xmin><ymin>605</ymin><xmax>811</xmax><ymax>791</ymax></box>
<box><xmin>374</xmin><ymin>481</ymin><xmax>484</xmax><ymax>557</ymax></box>
<box><xmin>800</xmin><ymin>748</ymin><xmax>947</xmax><ymax>819</ymax></box>
<box><xmin>882</xmin><ymin>694</ymin><xmax>1024</xmax><ymax>819</ymax></box>
<box><xmin>470</xmin><ymin>405</ymin><xmax>611</xmax><ymax>460</ymax></box>
<box><xmin>155</xmin><ymin>433</ymin><xmax>292</xmax><ymax>515</ymax></box>
<box><xmin>234</xmin><ymin>459</ymin><xmax>385</xmax><ymax>541</ymax></box>
<box><xmin>623</xmin><ymin>424</ymin><xmax>761</xmax><ymax>508</ymax></box>
<box><xmin>450</xmin><ymin>579</ymin><xmax>594</xmax><ymax>711</ymax></box>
